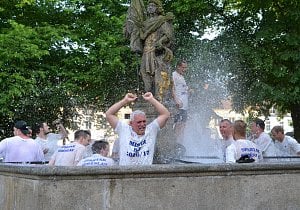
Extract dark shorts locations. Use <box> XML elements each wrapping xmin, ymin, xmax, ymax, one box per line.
<box><xmin>174</xmin><ymin>109</ymin><xmax>188</xmax><ymax>123</ymax></box>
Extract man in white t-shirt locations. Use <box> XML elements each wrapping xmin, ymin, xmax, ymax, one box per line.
<box><xmin>216</xmin><ymin>119</ymin><xmax>234</xmax><ymax>161</ymax></box>
<box><xmin>105</xmin><ymin>92</ymin><xmax>170</xmax><ymax>166</ymax></box>
<box><xmin>0</xmin><ymin>120</ymin><xmax>44</xmax><ymax>163</ymax></box>
<box><xmin>226</xmin><ymin>120</ymin><xmax>262</xmax><ymax>163</ymax></box>
<box><xmin>172</xmin><ymin>60</ymin><xmax>189</xmax><ymax>143</ymax></box>
<box><xmin>111</xmin><ymin>137</ymin><xmax>120</xmax><ymax>163</ymax></box>
<box><xmin>77</xmin><ymin>140</ymin><xmax>115</xmax><ymax>166</ymax></box>
<box><xmin>33</xmin><ymin>120</ymin><xmax>68</xmax><ymax>162</ymax></box>
<box><xmin>271</xmin><ymin>126</ymin><xmax>300</xmax><ymax>156</ymax></box>
<box><xmin>250</xmin><ymin>119</ymin><xmax>277</xmax><ymax>159</ymax></box>
<box><xmin>49</xmin><ymin>130</ymin><xmax>91</xmax><ymax>166</ymax></box>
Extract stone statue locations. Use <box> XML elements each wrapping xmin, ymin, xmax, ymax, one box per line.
<box><xmin>124</xmin><ymin>0</ymin><xmax>174</xmax><ymax>102</ymax></box>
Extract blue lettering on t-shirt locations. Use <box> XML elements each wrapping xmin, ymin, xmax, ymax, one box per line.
<box><xmin>129</xmin><ymin>139</ymin><xmax>146</xmax><ymax>147</ymax></box>
<box><xmin>58</xmin><ymin>145</ymin><xmax>75</xmax><ymax>153</ymax></box>
<box><xmin>240</xmin><ymin>147</ymin><xmax>259</xmax><ymax>159</ymax></box>
<box><xmin>126</xmin><ymin>150</ymin><xmax>150</xmax><ymax>157</ymax></box>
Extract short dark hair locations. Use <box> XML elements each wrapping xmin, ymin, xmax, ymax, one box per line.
<box><xmin>255</xmin><ymin>118</ymin><xmax>265</xmax><ymax>130</ymax></box>
<box><xmin>32</xmin><ymin>122</ymin><xmax>45</xmax><ymax>135</ymax></box>
<box><xmin>271</xmin><ymin>126</ymin><xmax>284</xmax><ymax>134</ymax></box>
<box><xmin>74</xmin><ymin>130</ymin><xmax>91</xmax><ymax>140</ymax></box>
<box><xmin>176</xmin><ymin>60</ymin><xmax>187</xmax><ymax>67</ymax></box>
<box><xmin>220</xmin><ymin>119</ymin><xmax>232</xmax><ymax>125</ymax></box>
<box><xmin>92</xmin><ymin>140</ymin><xmax>109</xmax><ymax>154</ymax></box>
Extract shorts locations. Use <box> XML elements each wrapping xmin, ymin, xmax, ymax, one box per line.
<box><xmin>174</xmin><ymin>109</ymin><xmax>187</xmax><ymax>123</ymax></box>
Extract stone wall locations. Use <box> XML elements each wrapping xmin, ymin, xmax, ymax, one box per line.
<box><xmin>0</xmin><ymin>162</ymin><xmax>299</xmax><ymax>210</ymax></box>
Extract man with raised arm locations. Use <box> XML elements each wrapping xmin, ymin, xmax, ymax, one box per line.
<box><xmin>105</xmin><ymin>92</ymin><xmax>170</xmax><ymax>165</ymax></box>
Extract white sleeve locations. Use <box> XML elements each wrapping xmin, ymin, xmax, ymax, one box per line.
<box><xmin>258</xmin><ymin>135</ymin><xmax>272</xmax><ymax>152</ymax></box>
<box><xmin>289</xmin><ymin>137</ymin><xmax>300</xmax><ymax>154</ymax></box>
<box><xmin>225</xmin><ymin>145</ymin><xmax>236</xmax><ymax>163</ymax></box>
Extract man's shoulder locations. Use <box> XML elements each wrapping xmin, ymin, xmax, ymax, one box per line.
<box><xmin>148</xmin><ymin>119</ymin><xmax>160</xmax><ymax>129</ymax></box>
<box><xmin>285</xmin><ymin>135</ymin><xmax>298</xmax><ymax>143</ymax></box>
<box><xmin>47</xmin><ymin>133</ymin><xmax>61</xmax><ymax>139</ymax></box>
<box><xmin>259</xmin><ymin>132</ymin><xmax>272</xmax><ymax>140</ymax></box>
<box><xmin>2</xmin><ymin>136</ymin><xmax>18</xmax><ymax>141</ymax></box>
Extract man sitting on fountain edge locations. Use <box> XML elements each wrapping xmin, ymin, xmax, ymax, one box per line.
<box><xmin>105</xmin><ymin>92</ymin><xmax>170</xmax><ymax>165</ymax></box>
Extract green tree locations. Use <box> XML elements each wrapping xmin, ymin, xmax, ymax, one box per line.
<box><xmin>166</xmin><ymin>0</ymin><xmax>300</xmax><ymax>141</ymax></box>
<box><xmin>215</xmin><ymin>0</ymin><xmax>300</xmax><ymax>140</ymax></box>
<box><xmin>0</xmin><ymin>0</ymin><xmax>137</xmax><ymax>138</ymax></box>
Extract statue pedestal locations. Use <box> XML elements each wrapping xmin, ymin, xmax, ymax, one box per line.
<box><xmin>133</xmin><ymin>100</ymin><xmax>177</xmax><ymax>164</ymax></box>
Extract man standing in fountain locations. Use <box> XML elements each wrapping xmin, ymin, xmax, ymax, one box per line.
<box><xmin>217</xmin><ymin>119</ymin><xmax>234</xmax><ymax>161</ymax></box>
<box><xmin>77</xmin><ymin>140</ymin><xmax>115</xmax><ymax>166</ymax></box>
<box><xmin>124</xmin><ymin>0</ymin><xmax>174</xmax><ymax>99</ymax></box>
<box><xmin>172</xmin><ymin>60</ymin><xmax>189</xmax><ymax>144</ymax></box>
<box><xmin>226</xmin><ymin>120</ymin><xmax>262</xmax><ymax>163</ymax></box>
<box><xmin>0</xmin><ymin>120</ymin><xmax>44</xmax><ymax>163</ymax></box>
<box><xmin>49</xmin><ymin>130</ymin><xmax>91</xmax><ymax>166</ymax></box>
<box><xmin>33</xmin><ymin>120</ymin><xmax>68</xmax><ymax>162</ymax></box>
<box><xmin>250</xmin><ymin>118</ymin><xmax>277</xmax><ymax>159</ymax></box>
<box><xmin>271</xmin><ymin>126</ymin><xmax>300</xmax><ymax>156</ymax></box>
<box><xmin>105</xmin><ymin>92</ymin><xmax>170</xmax><ymax>165</ymax></box>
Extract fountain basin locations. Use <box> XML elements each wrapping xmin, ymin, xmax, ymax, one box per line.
<box><xmin>0</xmin><ymin>162</ymin><xmax>299</xmax><ymax>209</ymax></box>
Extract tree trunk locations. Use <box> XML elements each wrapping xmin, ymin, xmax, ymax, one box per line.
<box><xmin>290</xmin><ymin>104</ymin><xmax>300</xmax><ymax>142</ymax></box>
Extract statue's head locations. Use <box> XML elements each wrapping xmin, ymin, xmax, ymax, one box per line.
<box><xmin>148</xmin><ymin>0</ymin><xmax>165</xmax><ymax>15</ymax></box>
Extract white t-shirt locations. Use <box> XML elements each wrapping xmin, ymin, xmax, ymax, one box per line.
<box><xmin>112</xmin><ymin>137</ymin><xmax>120</xmax><ymax>163</ymax></box>
<box><xmin>226</xmin><ymin>139</ymin><xmax>262</xmax><ymax>163</ymax></box>
<box><xmin>112</xmin><ymin>138</ymin><xmax>120</xmax><ymax>155</ymax></box>
<box><xmin>50</xmin><ymin>142</ymin><xmax>86</xmax><ymax>166</ymax></box>
<box><xmin>252</xmin><ymin>132</ymin><xmax>272</xmax><ymax>153</ymax></box>
<box><xmin>172</xmin><ymin>71</ymin><xmax>188</xmax><ymax>110</ymax></box>
<box><xmin>217</xmin><ymin>137</ymin><xmax>234</xmax><ymax>161</ymax></box>
<box><xmin>77</xmin><ymin>154</ymin><xmax>115</xmax><ymax>166</ymax></box>
<box><xmin>35</xmin><ymin>133</ymin><xmax>63</xmax><ymax>161</ymax></box>
<box><xmin>115</xmin><ymin>119</ymin><xmax>160</xmax><ymax>166</ymax></box>
<box><xmin>0</xmin><ymin>136</ymin><xmax>44</xmax><ymax>163</ymax></box>
<box><xmin>274</xmin><ymin>135</ymin><xmax>300</xmax><ymax>156</ymax></box>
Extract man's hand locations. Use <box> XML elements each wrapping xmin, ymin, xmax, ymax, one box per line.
<box><xmin>125</xmin><ymin>93</ymin><xmax>138</xmax><ymax>103</ymax></box>
<box><xmin>142</xmin><ymin>92</ymin><xmax>154</xmax><ymax>101</ymax></box>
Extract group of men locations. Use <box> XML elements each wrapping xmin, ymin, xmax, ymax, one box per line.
<box><xmin>0</xmin><ymin>120</ymin><xmax>116</xmax><ymax>166</ymax></box>
<box><xmin>0</xmin><ymin>91</ymin><xmax>169</xmax><ymax>166</ymax></box>
<box><xmin>0</xmin><ymin>59</ymin><xmax>300</xmax><ymax>166</ymax></box>
<box><xmin>219</xmin><ymin>118</ymin><xmax>300</xmax><ymax>163</ymax></box>
<box><xmin>0</xmin><ymin>120</ymin><xmax>67</xmax><ymax>163</ymax></box>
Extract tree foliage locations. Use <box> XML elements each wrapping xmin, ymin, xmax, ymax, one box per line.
<box><xmin>165</xmin><ymin>0</ymin><xmax>300</xmax><ymax>140</ymax></box>
<box><xmin>216</xmin><ymin>0</ymin><xmax>300</xmax><ymax>140</ymax></box>
<box><xmin>1</xmin><ymin>0</ymin><xmax>300</xmax><ymax>141</ymax></box>
<box><xmin>0</xmin><ymin>0</ymin><xmax>138</xmax><ymax>137</ymax></box>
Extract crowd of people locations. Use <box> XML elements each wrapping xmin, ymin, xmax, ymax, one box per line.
<box><xmin>218</xmin><ymin>118</ymin><xmax>300</xmax><ymax>163</ymax></box>
<box><xmin>0</xmin><ymin>91</ymin><xmax>170</xmax><ymax>166</ymax></box>
<box><xmin>0</xmin><ymin>97</ymin><xmax>299</xmax><ymax>167</ymax></box>
<box><xmin>0</xmin><ymin>60</ymin><xmax>299</xmax><ymax>166</ymax></box>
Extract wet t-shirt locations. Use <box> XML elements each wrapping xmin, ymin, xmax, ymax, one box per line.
<box><xmin>274</xmin><ymin>135</ymin><xmax>300</xmax><ymax>156</ymax></box>
<box><xmin>226</xmin><ymin>139</ymin><xmax>262</xmax><ymax>163</ymax></box>
<box><xmin>35</xmin><ymin>133</ymin><xmax>63</xmax><ymax>161</ymax></box>
<box><xmin>77</xmin><ymin>154</ymin><xmax>115</xmax><ymax>166</ymax></box>
<box><xmin>172</xmin><ymin>71</ymin><xmax>188</xmax><ymax>110</ymax></box>
<box><xmin>50</xmin><ymin>142</ymin><xmax>86</xmax><ymax>166</ymax></box>
<box><xmin>115</xmin><ymin>119</ymin><xmax>160</xmax><ymax>166</ymax></box>
<box><xmin>0</xmin><ymin>136</ymin><xmax>44</xmax><ymax>162</ymax></box>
